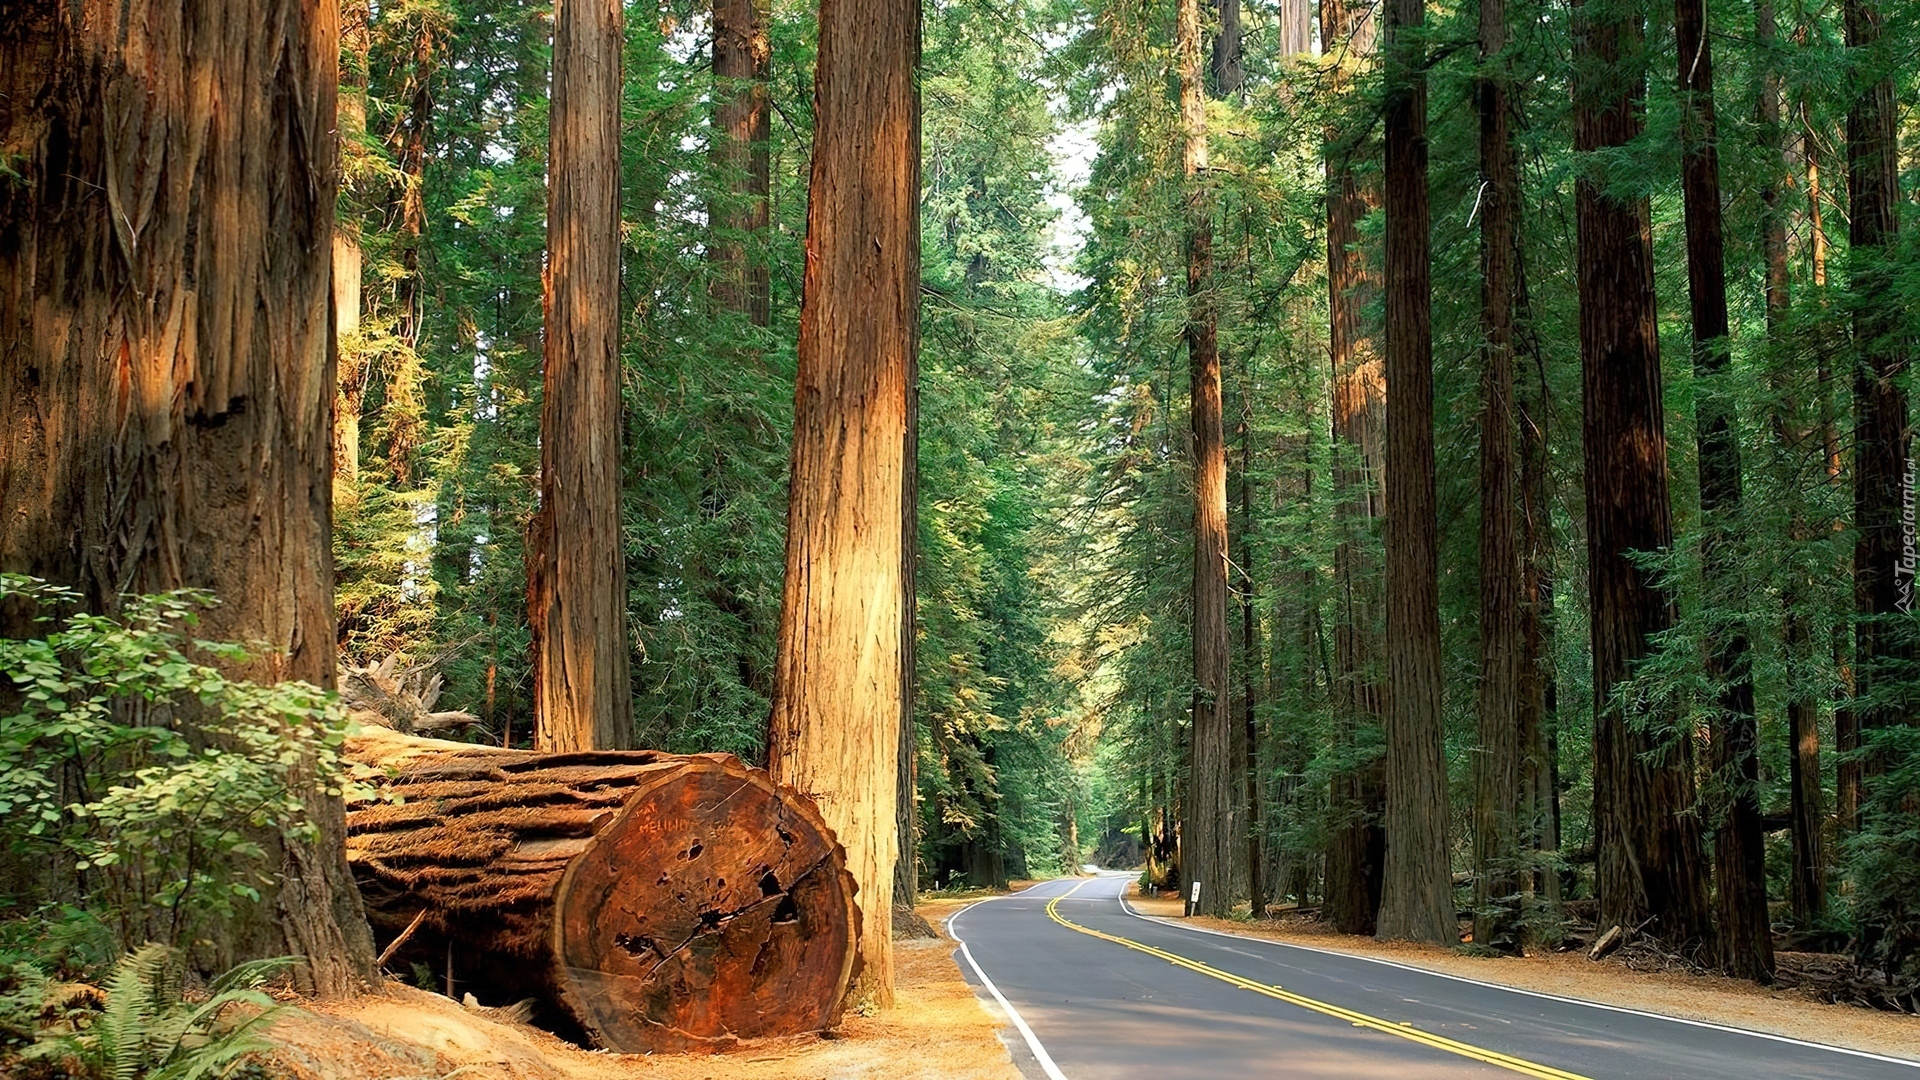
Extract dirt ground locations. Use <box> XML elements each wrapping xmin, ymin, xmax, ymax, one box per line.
<box><xmin>1125</xmin><ymin>887</ymin><xmax>1920</xmax><ymax>1063</ymax></box>
<box><xmin>262</xmin><ymin>892</ymin><xmax>1025</xmax><ymax>1080</ymax></box>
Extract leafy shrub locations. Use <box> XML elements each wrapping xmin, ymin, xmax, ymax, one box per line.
<box><xmin>1848</xmin><ymin>725</ymin><xmax>1920</xmax><ymax>995</ymax></box>
<box><xmin>0</xmin><ymin>958</ymin><xmax>50</xmax><ymax>1049</ymax></box>
<box><xmin>0</xmin><ymin>906</ymin><xmax>115</xmax><ymax>983</ymax></box>
<box><xmin>0</xmin><ymin>575</ymin><xmax>356</xmax><ymax>952</ymax></box>
<box><xmin>21</xmin><ymin>944</ymin><xmax>287</xmax><ymax>1080</ymax></box>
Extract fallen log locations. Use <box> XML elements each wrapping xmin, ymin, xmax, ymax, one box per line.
<box><xmin>341</xmin><ymin>728</ymin><xmax>860</xmax><ymax>1053</ymax></box>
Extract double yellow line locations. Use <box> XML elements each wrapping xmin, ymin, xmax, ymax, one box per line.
<box><xmin>1043</xmin><ymin>892</ymin><xmax>1591</xmax><ymax>1080</ymax></box>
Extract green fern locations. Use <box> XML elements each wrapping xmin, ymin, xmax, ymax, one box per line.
<box><xmin>24</xmin><ymin>945</ymin><xmax>289</xmax><ymax>1080</ymax></box>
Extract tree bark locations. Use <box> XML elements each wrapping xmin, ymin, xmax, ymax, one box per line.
<box><xmin>1278</xmin><ymin>0</ymin><xmax>1314</xmax><ymax>57</ymax></box>
<box><xmin>1818</xmin><ymin>90</ymin><xmax>1854</xmax><ymax>835</ymax></box>
<box><xmin>392</xmin><ymin>11</ymin><xmax>436</xmax><ymax>358</ymax></box>
<box><xmin>1518</xmin><ymin>336</ymin><xmax>1560</xmax><ymax>914</ymax></box>
<box><xmin>700</xmin><ymin>0</ymin><xmax>778</xmax><ymax>733</ymax></box>
<box><xmin>1211</xmin><ymin>0</ymin><xmax>1245</xmax><ymax>100</ymax></box>
<box><xmin>710</xmin><ymin>0</ymin><xmax>772</xmax><ymax>326</ymax></box>
<box><xmin>897</xmin><ymin>293</ymin><xmax>921</xmax><ymax>914</ymax></box>
<box><xmin>1180</xmin><ymin>0</ymin><xmax>1234</xmax><ymax>919</ymax></box>
<box><xmin>1473</xmin><ymin>0</ymin><xmax>1524</xmax><ymax>955</ymax></box>
<box><xmin>529</xmin><ymin>0</ymin><xmax>634</xmax><ymax>753</ymax></box>
<box><xmin>1675</xmin><ymin>0</ymin><xmax>1772</xmax><ymax>983</ymax></box>
<box><xmin>1572</xmin><ymin>0</ymin><xmax>1714</xmax><ymax>950</ymax></box>
<box><xmin>1759</xmin><ymin>2</ymin><xmax>1825</xmax><ymax>928</ymax></box>
<box><xmin>1376</xmin><ymin>0</ymin><xmax>1451</xmax><ymax>947</ymax></box>
<box><xmin>1757</xmin><ymin>2</ymin><xmax>1789</xmax><ymax>328</ymax></box>
<box><xmin>343</xmin><ymin>730</ymin><xmax>858</xmax><ymax>1051</ymax></box>
<box><xmin>1322</xmin><ymin>0</ymin><xmax>1387</xmax><ymax>939</ymax></box>
<box><xmin>334</xmin><ymin>0</ymin><xmax>371</xmax><ymax>488</ymax></box>
<box><xmin>768</xmin><ymin>0</ymin><xmax>919</xmax><ymax>1006</ymax></box>
<box><xmin>1236</xmin><ymin>356</ymin><xmax>1266</xmax><ymax>919</ymax></box>
<box><xmin>0</xmin><ymin>0</ymin><xmax>376</xmax><ymax>994</ymax></box>
<box><xmin>1845</xmin><ymin>0</ymin><xmax>1908</xmax><ymax>790</ymax></box>
<box><xmin>1787</xmin><ymin>673</ymin><xmax>1827</xmax><ymax>923</ymax></box>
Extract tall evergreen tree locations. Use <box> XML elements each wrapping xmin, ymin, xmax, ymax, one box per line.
<box><xmin>1376</xmin><ymin>0</ymin><xmax>1451</xmax><ymax>946</ymax></box>
<box><xmin>529</xmin><ymin>0</ymin><xmax>633</xmax><ymax>752</ymax></box>
<box><xmin>1674</xmin><ymin>0</ymin><xmax>1771</xmax><ymax>982</ymax></box>
<box><xmin>1572</xmin><ymin>0</ymin><xmax>1713</xmax><ymax>950</ymax></box>
<box><xmin>1844</xmin><ymin>0</ymin><xmax>1907</xmax><ymax>779</ymax></box>
<box><xmin>768</xmin><ymin>0</ymin><xmax>921</xmax><ymax>1004</ymax></box>
<box><xmin>0</xmin><ymin>0</ymin><xmax>376</xmax><ymax>992</ymax></box>
<box><xmin>1322</xmin><ymin>0</ymin><xmax>1387</xmax><ymax>937</ymax></box>
<box><xmin>1180</xmin><ymin>0</ymin><xmax>1235</xmax><ymax>918</ymax></box>
<box><xmin>1472</xmin><ymin>0</ymin><xmax>1525</xmax><ymax>955</ymax></box>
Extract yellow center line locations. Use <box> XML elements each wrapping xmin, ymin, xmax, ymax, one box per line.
<box><xmin>1044</xmin><ymin>894</ymin><xmax>1592</xmax><ymax>1080</ymax></box>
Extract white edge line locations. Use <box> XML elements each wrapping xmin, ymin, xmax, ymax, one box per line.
<box><xmin>1113</xmin><ymin>889</ymin><xmax>1920</xmax><ymax>1070</ymax></box>
<box><xmin>946</xmin><ymin>880</ymin><xmax>1077</xmax><ymax>1080</ymax></box>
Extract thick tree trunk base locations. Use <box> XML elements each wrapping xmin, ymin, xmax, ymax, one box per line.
<box><xmin>343</xmin><ymin>729</ymin><xmax>859</xmax><ymax>1053</ymax></box>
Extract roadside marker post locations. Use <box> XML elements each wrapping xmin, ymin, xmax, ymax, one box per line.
<box><xmin>1185</xmin><ymin>880</ymin><xmax>1201</xmax><ymax>917</ymax></box>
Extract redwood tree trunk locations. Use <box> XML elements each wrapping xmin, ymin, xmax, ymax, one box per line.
<box><xmin>703</xmin><ymin>0</ymin><xmax>778</xmax><ymax>734</ymax></box>
<box><xmin>1756</xmin><ymin>2</ymin><xmax>1826</xmax><ymax>928</ymax></box>
<box><xmin>768</xmin><ymin>0</ymin><xmax>920</xmax><ymax>1005</ymax></box>
<box><xmin>1321</xmin><ymin>0</ymin><xmax>1386</xmax><ymax>938</ymax></box>
<box><xmin>1845</xmin><ymin>0</ymin><xmax>1908</xmax><ymax>792</ymax></box>
<box><xmin>1518</xmin><ymin>338</ymin><xmax>1560</xmax><ymax>913</ymax></box>
<box><xmin>393</xmin><ymin>12</ymin><xmax>437</xmax><ymax>360</ymax></box>
<box><xmin>1376</xmin><ymin>0</ymin><xmax>1451</xmax><ymax>946</ymax></box>
<box><xmin>0</xmin><ymin>0</ymin><xmax>375</xmax><ymax>994</ymax></box>
<box><xmin>1473</xmin><ymin>0</ymin><xmax>1525</xmax><ymax>955</ymax></box>
<box><xmin>1278</xmin><ymin>0</ymin><xmax>1313</xmax><ymax>57</ymax></box>
<box><xmin>710</xmin><ymin>0</ymin><xmax>772</xmax><ymax>325</ymax></box>
<box><xmin>1180</xmin><ymin>0</ymin><xmax>1234</xmax><ymax>918</ymax></box>
<box><xmin>334</xmin><ymin>0</ymin><xmax>371</xmax><ymax>487</ymax></box>
<box><xmin>897</xmin><ymin>282</ymin><xmax>921</xmax><ymax>914</ymax></box>
<box><xmin>1676</xmin><ymin>0</ymin><xmax>1771</xmax><ymax>983</ymax></box>
<box><xmin>1236</xmin><ymin>357</ymin><xmax>1266</xmax><ymax>919</ymax></box>
<box><xmin>529</xmin><ymin>0</ymin><xmax>634</xmax><ymax>753</ymax></box>
<box><xmin>1757</xmin><ymin>2</ymin><xmax>1790</xmax><ymax>328</ymax></box>
<box><xmin>1573</xmin><ymin>0</ymin><xmax>1713</xmax><ymax>950</ymax></box>
<box><xmin>1211</xmin><ymin>0</ymin><xmax>1245</xmax><ymax>99</ymax></box>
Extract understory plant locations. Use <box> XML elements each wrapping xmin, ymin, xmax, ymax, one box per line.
<box><xmin>0</xmin><ymin>575</ymin><xmax>355</xmax><ymax>952</ymax></box>
<box><xmin>21</xmin><ymin>944</ymin><xmax>288</xmax><ymax>1080</ymax></box>
<box><xmin>1848</xmin><ymin>725</ymin><xmax>1920</xmax><ymax>1005</ymax></box>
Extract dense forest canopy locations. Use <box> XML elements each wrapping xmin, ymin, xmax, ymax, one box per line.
<box><xmin>317</xmin><ymin>0</ymin><xmax>1920</xmax><ymax>971</ymax></box>
<box><xmin>5</xmin><ymin>0</ymin><xmax>1920</xmax><ymax>1026</ymax></box>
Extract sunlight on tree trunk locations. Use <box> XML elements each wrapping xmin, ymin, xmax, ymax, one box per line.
<box><xmin>0</xmin><ymin>0</ymin><xmax>375</xmax><ymax>994</ymax></box>
<box><xmin>1321</xmin><ymin>0</ymin><xmax>1387</xmax><ymax>938</ymax></box>
<box><xmin>769</xmin><ymin>0</ymin><xmax>920</xmax><ymax>1007</ymax></box>
<box><xmin>529</xmin><ymin>0</ymin><xmax>633</xmax><ymax>753</ymax></box>
<box><xmin>1179</xmin><ymin>0</ymin><xmax>1234</xmax><ymax>920</ymax></box>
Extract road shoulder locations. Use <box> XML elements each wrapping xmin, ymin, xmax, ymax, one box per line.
<box><xmin>1123</xmin><ymin>888</ymin><xmax>1920</xmax><ymax>1065</ymax></box>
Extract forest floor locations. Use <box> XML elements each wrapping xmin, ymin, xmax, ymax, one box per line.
<box><xmin>262</xmin><ymin>888</ymin><xmax>1030</xmax><ymax>1080</ymax></box>
<box><xmin>1126</xmin><ymin>886</ymin><xmax>1920</xmax><ymax>1063</ymax></box>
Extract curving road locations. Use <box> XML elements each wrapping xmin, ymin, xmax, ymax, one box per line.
<box><xmin>947</xmin><ymin>874</ymin><xmax>1920</xmax><ymax>1080</ymax></box>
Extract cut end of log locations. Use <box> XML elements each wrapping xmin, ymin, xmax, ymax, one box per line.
<box><xmin>344</xmin><ymin>731</ymin><xmax>859</xmax><ymax>1053</ymax></box>
<box><xmin>553</xmin><ymin>757</ymin><xmax>860</xmax><ymax>1051</ymax></box>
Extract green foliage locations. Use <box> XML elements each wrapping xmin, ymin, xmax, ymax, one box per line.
<box><xmin>0</xmin><ymin>959</ymin><xmax>50</xmax><ymax>1048</ymax></box>
<box><xmin>1848</xmin><ymin>727</ymin><xmax>1920</xmax><ymax>988</ymax></box>
<box><xmin>0</xmin><ymin>907</ymin><xmax>116</xmax><ymax>987</ymax></box>
<box><xmin>322</xmin><ymin>0</ymin><xmax>1920</xmax><ymax>964</ymax></box>
<box><xmin>20</xmin><ymin>945</ymin><xmax>288</xmax><ymax>1080</ymax></box>
<box><xmin>0</xmin><ymin>576</ymin><xmax>355</xmax><ymax>952</ymax></box>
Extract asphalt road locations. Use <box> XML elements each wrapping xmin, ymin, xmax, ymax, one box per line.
<box><xmin>947</xmin><ymin>874</ymin><xmax>1920</xmax><ymax>1080</ymax></box>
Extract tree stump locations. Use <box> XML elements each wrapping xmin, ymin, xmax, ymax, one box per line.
<box><xmin>342</xmin><ymin>729</ymin><xmax>860</xmax><ymax>1052</ymax></box>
